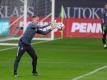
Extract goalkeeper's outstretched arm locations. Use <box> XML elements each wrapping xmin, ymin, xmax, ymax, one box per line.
<box><xmin>37</xmin><ymin>28</ymin><xmax>53</xmax><ymax>35</ymax></box>
<box><xmin>37</xmin><ymin>22</ymin><xmax>55</xmax><ymax>35</ymax></box>
<box><xmin>37</xmin><ymin>23</ymin><xmax>51</xmax><ymax>29</ymax></box>
<box><xmin>37</xmin><ymin>20</ymin><xmax>56</xmax><ymax>29</ymax></box>
<box><xmin>37</xmin><ymin>23</ymin><xmax>55</xmax><ymax>35</ymax></box>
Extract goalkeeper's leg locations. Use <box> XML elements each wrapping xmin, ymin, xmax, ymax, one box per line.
<box><xmin>14</xmin><ymin>46</ymin><xmax>25</xmax><ymax>76</ymax></box>
<box><xmin>26</xmin><ymin>46</ymin><xmax>38</xmax><ymax>76</ymax></box>
<box><xmin>102</xmin><ymin>25</ymin><xmax>107</xmax><ymax>48</ymax></box>
<box><xmin>102</xmin><ymin>34</ymin><xmax>106</xmax><ymax>45</ymax></box>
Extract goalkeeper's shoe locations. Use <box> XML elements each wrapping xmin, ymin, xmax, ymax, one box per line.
<box><xmin>33</xmin><ymin>72</ymin><xmax>40</xmax><ymax>76</ymax></box>
<box><xmin>14</xmin><ymin>73</ymin><xmax>18</xmax><ymax>78</ymax></box>
<box><xmin>103</xmin><ymin>44</ymin><xmax>107</xmax><ymax>49</ymax></box>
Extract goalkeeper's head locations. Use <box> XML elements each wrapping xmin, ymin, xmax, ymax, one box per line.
<box><xmin>32</xmin><ymin>16</ymin><xmax>39</xmax><ymax>23</ymax></box>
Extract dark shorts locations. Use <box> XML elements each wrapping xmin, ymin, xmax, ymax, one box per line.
<box><xmin>18</xmin><ymin>38</ymin><xmax>30</xmax><ymax>47</ymax></box>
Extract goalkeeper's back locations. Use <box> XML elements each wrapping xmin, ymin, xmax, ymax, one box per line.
<box><xmin>20</xmin><ymin>22</ymin><xmax>52</xmax><ymax>45</ymax></box>
<box><xmin>21</xmin><ymin>22</ymin><xmax>38</xmax><ymax>45</ymax></box>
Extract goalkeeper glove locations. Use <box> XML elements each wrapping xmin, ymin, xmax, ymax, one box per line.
<box><xmin>56</xmin><ymin>22</ymin><xmax>64</xmax><ymax>31</ymax></box>
<box><xmin>50</xmin><ymin>20</ymin><xmax>57</xmax><ymax>30</ymax></box>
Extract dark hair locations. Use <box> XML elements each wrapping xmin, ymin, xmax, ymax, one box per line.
<box><xmin>104</xmin><ymin>3</ymin><xmax>107</xmax><ymax>6</ymax></box>
<box><xmin>32</xmin><ymin>16</ymin><xmax>36</xmax><ymax>18</ymax></box>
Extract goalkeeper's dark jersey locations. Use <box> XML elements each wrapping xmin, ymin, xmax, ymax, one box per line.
<box><xmin>102</xmin><ymin>9</ymin><xmax>107</xmax><ymax>25</ymax></box>
<box><xmin>21</xmin><ymin>22</ymin><xmax>51</xmax><ymax>45</ymax></box>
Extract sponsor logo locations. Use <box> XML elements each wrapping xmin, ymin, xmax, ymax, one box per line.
<box><xmin>71</xmin><ymin>22</ymin><xmax>102</xmax><ymax>33</ymax></box>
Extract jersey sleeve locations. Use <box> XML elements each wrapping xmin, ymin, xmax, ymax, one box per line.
<box><xmin>37</xmin><ymin>29</ymin><xmax>52</xmax><ymax>35</ymax></box>
<box><xmin>37</xmin><ymin>23</ymin><xmax>51</xmax><ymax>29</ymax></box>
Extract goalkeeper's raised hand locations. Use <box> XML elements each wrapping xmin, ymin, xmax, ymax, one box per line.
<box><xmin>50</xmin><ymin>20</ymin><xmax>57</xmax><ymax>30</ymax></box>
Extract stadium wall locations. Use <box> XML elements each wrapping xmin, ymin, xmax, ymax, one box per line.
<box><xmin>9</xmin><ymin>17</ymin><xmax>102</xmax><ymax>38</ymax></box>
<box><xmin>55</xmin><ymin>0</ymin><xmax>106</xmax><ymax>18</ymax></box>
<box><xmin>0</xmin><ymin>0</ymin><xmax>107</xmax><ymax>38</ymax></box>
<box><xmin>55</xmin><ymin>0</ymin><xmax>106</xmax><ymax>38</ymax></box>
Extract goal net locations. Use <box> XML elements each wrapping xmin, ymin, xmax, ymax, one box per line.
<box><xmin>0</xmin><ymin>0</ymin><xmax>58</xmax><ymax>46</ymax></box>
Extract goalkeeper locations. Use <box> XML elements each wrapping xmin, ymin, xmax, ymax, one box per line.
<box><xmin>101</xmin><ymin>3</ymin><xmax>107</xmax><ymax>48</ymax></box>
<box><xmin>14</xmin><ymin>16</ymin><xmax>55</xmax><ymax>77</ymax></box>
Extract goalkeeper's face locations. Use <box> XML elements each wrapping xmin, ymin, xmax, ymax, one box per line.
<box><xmin>32</xmin><ymin>17</ymin><xmax>39</xmax><ymax>23</ymax></box>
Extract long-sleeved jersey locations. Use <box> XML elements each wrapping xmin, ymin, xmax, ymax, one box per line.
<box><xmin>102</xmin><ymin>9</ymin><xmax>107</xmax><ymax>25</ymax></box>
<box><xmin>20</xmin><ymin>22</ymin><xmax>52</xmax><ymax>45</ymax></box>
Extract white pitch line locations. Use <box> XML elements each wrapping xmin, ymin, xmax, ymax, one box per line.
<box><xmin>0</xmin><ymin>41</ymin><xmax>48</xmax><ymax>53</ymax></box>
<box><xmin>0</xmin><ymin>47</ymin><xmax>17</xmax><ymax>52</ymax></box>
<box><xmin>0</xmin><ymin>38</ymin><xmax>61</xmax><ymax>53</ymax></box>
<box><xmin>72</xmin><ymin>65</ymin><xmax>107</xmax><ymax>80</ymax></box>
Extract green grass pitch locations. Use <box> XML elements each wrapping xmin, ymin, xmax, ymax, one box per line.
<box><xmin>0</xmin><ymin>38</ymin><xmax>107</xmax><ymax>80</ymax></box>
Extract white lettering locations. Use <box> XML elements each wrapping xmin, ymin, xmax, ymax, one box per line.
<box><xmin>11</xmin><ymin>7</ymin><xmax>19</xmax><ymax>16</ymax></box>
<box><xmin>87</xmin><ymin>23</ymin><xmax>96</xmax><ymax>33</ymax></box>
<box><xmin>66</xmin><ymin>7</ymin><xmax>71</xmax><ymax>18</ymax></box>
<box><xmin>92</xmin><ymin>8</ymin><xmax>101</xmax><ymax>19</ymax></box>
<box><xmin>72</xmin><ymin>23</ymin><xmax>80</xmax><ymax>32</ymax></box>
<box><xmin>71</xmin><ymin>22</ymin><xmax>102</xmax><ymax>33</ymax></box>
<box><xmin>80</xmin><ymin>23</ymin><xmax>87</xmax><ymax>33</ymax></box>
<box><xmin>0</xmin><ymin>6</ymin><xmax>4</xmax><ymax>17</ymax></box>
<box><xmin>83</xmin><ymin>8</ymin><xmax>92</xmax><ymax>18</ymax></box>
<box><xmin>96</xmin><ymin>23</ymin><xmax>102</xmax><ymax>33</ymax></box>
<box><xmin>66</xmin><ymin>7</ymin><xmax>103</xmax><ymax>19</ymax></box>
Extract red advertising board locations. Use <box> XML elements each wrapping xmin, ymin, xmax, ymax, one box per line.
<box><xmin>64</xmin><ymin>18</ymin><xmax>102</xmax><ymax>38</ymax></box>
<box><xmin>9</xmin><ymin>17</ymin><xmax>102</xmax><ymax>38</ymax></box>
